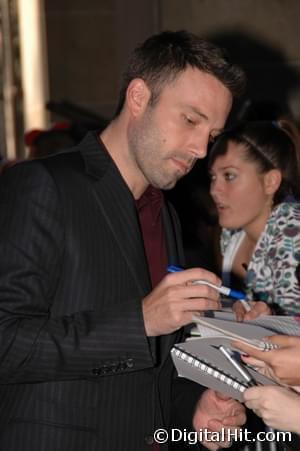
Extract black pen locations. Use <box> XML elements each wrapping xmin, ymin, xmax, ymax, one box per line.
<box><xmin>219</xmin><ymin>345</ymin><xmax>258</xmax><ymax>387</ymax></box>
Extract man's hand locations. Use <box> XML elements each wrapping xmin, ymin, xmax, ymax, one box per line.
<box><xmin>243</xmin><ymin>385</ymin><xmax>300</xmax><ymax>433</ymax></box>
<box><xmin>232</xmin><ymin>335</ymin><xmax>300</xmax><ymax>385</ymax></box>
<box><xmin>142</xmin><ymin>268</ymin><xmax>221</xmax><ymax>336</ymax></box>
<box><xmin>193</xmin><ymin>389</ymin><xmax>246</xmax><ymax>450</ymax></box>
<box><xmin>233</xmin><ymin>300</ymin><xmax>272</xmax><ymax>322</ymax></box>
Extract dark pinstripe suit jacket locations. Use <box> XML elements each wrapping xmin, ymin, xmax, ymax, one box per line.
<box><xmin>0</xmin><ymin>132</ymin><xmax>197</xmax><ymax>451</ymax></box>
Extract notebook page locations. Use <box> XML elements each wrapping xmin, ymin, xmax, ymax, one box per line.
<box><xmin>191</xmin><ymin>314</ymin><xmax>274</xmax><ymax>350</ymax></box>
<box><xmin>192</xmin><ymin>312</ymin><xmax>300</xmax><ymax>349</ymax></box>
<box><xmin>211</xmin><ymin>312</ymin><xmax>300</xmax><ymax>335</ymax></box>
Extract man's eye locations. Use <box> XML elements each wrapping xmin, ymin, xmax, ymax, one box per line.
<box><xmin>184</xmin><ymin>115</ymin><xmax>195</xmax><ymax>125</ymax></box>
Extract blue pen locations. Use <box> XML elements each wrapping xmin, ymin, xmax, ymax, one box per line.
<box><xmin>167</xmin><ymin>265</ymin><xmax>251</xmax><ymax>312</ymax></box>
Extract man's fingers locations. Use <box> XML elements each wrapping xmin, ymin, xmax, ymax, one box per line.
<box><xmin>183</xmin><ymin>298</ymin><xmax>221</xmax><ymax>312</ymax></box>
<box><xmin>166</xmin><ymin>268</ymin><xmax>221</xmax><ymax>287</ymax></box>
<box><xmin>214</xmin><ymin>391</ymin><xmax>231</xmax><ymax>401</ymax></box>
<box><xmin>222</xmin><ymin>411</ymin><xmax>247</xmax><ymax>427</ymax></box>
<box><xmin>206</xmin><ymin>420</ymin><xmax>238</xmax><ymax>448</ymax></box>
<box><xmin>207</xmin><ymin>418</ymin><xmax>224</xmax><ymax>432</ymax></box>
<box><xmin>183</xmin><ymin>283</ymin><xmax>220</xmax><ymax>301</ymax></box>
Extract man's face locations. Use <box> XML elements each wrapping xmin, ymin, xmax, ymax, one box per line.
<box><xmin>127</xmin><ymin>67</ymin><xmax>232</xmax><ymax>190</ymax></box>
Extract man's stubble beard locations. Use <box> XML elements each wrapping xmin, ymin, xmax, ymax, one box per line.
<box><xmin>128</xmin><ymin>109</ymin><xmax>181</xmax><ymax>190</ymax></box>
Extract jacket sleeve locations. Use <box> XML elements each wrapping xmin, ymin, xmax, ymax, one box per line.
<box><xmin>0</xmin><ymin>162</ymin><xmax>153</xmax><ymax>384</ymax></box>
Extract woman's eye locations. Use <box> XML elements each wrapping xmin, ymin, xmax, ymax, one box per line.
<box><xmin>209</xmin><ymin>173</ymin><xmax>216</xmax><ymax>182</ymax></box>
<box><xmin>224</xmin><ymin>172</ymin><xmax>236</xmax><ymax>181</ymax></box>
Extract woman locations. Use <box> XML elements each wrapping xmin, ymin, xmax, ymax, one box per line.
<box><xmin>209</xmin><ymin>121</ymin><xmax>300</xmax><ymax>317</ymax></box>
<box><xmin>233</xmin><ymin>335</ymin><xmax>300</xmax><ymax>434</ymax></box>
<box><xmin>209</xmin><ymin>121</ymin><xmax>300</xmax><ymax>449</ymax></box>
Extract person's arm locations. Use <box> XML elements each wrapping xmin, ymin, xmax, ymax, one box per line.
<box><xmin>233</xmin><ymin>300</ymin><xmax>272</xmax><ymax>322</ymax></box>
<box><xmin>268</xmin><ymin>204</ymin><xmax>300</xmax><ymax>314</ymax></box>
<box><xmin>234</xmin><ymin>203</ymin><xmax>300</xmax><ymax>321</ymax></box>
<box><xmin>172</xmin><ymin>380</ymin><xmax>246</xmax><ymax>451</ymax></box>
<box><xmin>0</xmin><ymin>162</ymin><xmax>222</xmax><ymax>384</ymax></box>
<box><xmin>243</xmin><ymin>385</ymin><xmax>300</xmax><ymax>434</ymax></box>
<box><xmin>233</xmin><ymin>335</ymin><xmax>300</xmax><ymax>386</ymax></box>
<box><xmin>193</xmin><ymin>389</ymin><xmax>246</xmax><ymax>450</ymax></box>
<box><xmin>254</xmin><ymin>203</ymin><xmax>300</xmax><ymax>315</ymax></box>
<box><xmin>0</xmin><ymin>162</ymin><xmax>154</xmax><ymax>383</ymax></box>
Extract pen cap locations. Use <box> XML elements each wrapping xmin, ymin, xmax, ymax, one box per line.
<box><xmin>167</xmin><ymin>265</ymin><xmax>183</xmax><ymax>273</ymax></box>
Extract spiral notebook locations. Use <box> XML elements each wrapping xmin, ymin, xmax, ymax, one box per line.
<box><xmin>171</xmin><ymin>312</ymin><xmax>300</xmax><ymax>401</ymax></box>
<box><xmin>171</xmin><ymin>338</ymin><xmax>277</xmax><ymax>401</ymax></box>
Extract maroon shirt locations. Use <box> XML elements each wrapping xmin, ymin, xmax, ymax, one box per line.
<box><xmin>135</xmin><ymin>185</ymin><xmax>168</xmax><ymax>288</ymax></box>
<box><xmin>135</xmin><ymin>186</ymin><xmax>168</xmax><ymax>451</ymax></box>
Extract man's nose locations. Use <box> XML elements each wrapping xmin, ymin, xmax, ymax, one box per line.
<box><xmin>186</xmin><ymin>133</ymin><xmax>210</xmax><ymax>159</ymax></box>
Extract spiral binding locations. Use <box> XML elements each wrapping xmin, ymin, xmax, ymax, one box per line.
<box><xmin>172</xmin><ymin>346</ymin><xmax>249</xmax><ymax>393</ymax></box>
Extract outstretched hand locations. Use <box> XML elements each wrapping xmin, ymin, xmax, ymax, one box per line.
<box><xmin>243</xmin><ymin>385</ymin><xmax>300</xmax><ymax>433</ymax></box>
<box><xmin>233</xmin><ymin>300</ymin><xmax>272</xmax><ymax>322</ymax></box>
<box><xmin>232</xmin><ymin>335</ymin><xmax>300</xmax><ymax>385</ymax></box>
<box><xmin>193</xmin><ymin>389</ymin><xmax>246</xmax><ymax>450</ymax></box>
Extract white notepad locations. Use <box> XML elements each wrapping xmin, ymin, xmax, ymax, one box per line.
<box><xmin>191</xmin><ymin>311</ymin><xmax>300</xmax><ymax>349</ymax></box>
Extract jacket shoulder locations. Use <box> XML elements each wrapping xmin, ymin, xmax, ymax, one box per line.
<box><xmin>39</xmin><ymin>148</ymin><xmax>84</xmax><ymax>174</ymax></box>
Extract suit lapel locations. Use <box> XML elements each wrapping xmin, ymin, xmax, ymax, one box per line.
<box><xmin>79</xmin><ymin>132</ymin><xmax>151</xmax><ymax>297</ymax></box>
<box><xmin>159</xmin><ymin>202</ymin><xmax>186</xmax><ymax>363</ymax></box>
<box><xmin>79</xmin><ymin>133</ymin><xmax>184</xmax><ymax>364</ymax></box>
<box><xmin>162</xmin><ymin>202</ymin><xmax>185</xmax><ymax>268</ymax></box>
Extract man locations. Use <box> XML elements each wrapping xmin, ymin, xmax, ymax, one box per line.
<box><xmin>0</xmin><ymin>31</ymin><xmax>246</xmax><ymax>450</ymax></box>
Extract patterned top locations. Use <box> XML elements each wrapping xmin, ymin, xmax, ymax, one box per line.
<box><xmin>221</xmin><ymin>202</ymin><xmax>300</xmax><ymax>315</ymax></box>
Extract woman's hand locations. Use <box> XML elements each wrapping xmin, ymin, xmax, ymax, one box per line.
<box><xmin>232</xmin><ymin>335</ymin><xmax>300</xmax><ymax>385</ymax></box>
<box><xmin>243</xmin><ymin>385</ymin><xmax>300</xmax><ymax>433</ymax></box>
<box><xmin>233</xmin><ymin>300</ymin><xmax>272</xmax><ymax>322</ymax></box>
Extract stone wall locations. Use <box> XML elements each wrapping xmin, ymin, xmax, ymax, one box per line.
<box><xmin>44</xmin><ymin>0</ymin><xmax>300</xmax><ymax>122</ymax></box>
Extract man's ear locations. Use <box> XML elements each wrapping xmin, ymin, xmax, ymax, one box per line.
<box><xmin>264</xmin><ymin>169</ymin><xmax>282</xmax><ymax>195</ymax></box>
<box><xmin>126</xmin><ymin>79</ymin><xmax>151</xmax><ymax>117</ymax></box>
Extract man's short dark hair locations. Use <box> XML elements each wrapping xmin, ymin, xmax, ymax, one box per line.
<box><xmin>114</xmin><ymin>30</ymin><xmax>246</xmax><ymax>116</ymax></box>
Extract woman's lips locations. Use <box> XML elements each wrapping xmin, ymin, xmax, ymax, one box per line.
<box><xmin>216</xmin><ymin>203</ymin><xmax>229</xmax><ymax>214</ymax></box>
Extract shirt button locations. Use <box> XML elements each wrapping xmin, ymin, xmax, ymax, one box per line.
<box><xmin>126</xmin><ymin>358</ymin><xmax>134</xmax><ymax>368</ymax></box>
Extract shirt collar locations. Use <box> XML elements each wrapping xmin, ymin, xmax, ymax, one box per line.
<box><xmin>135</xmin><ymin>185</ymin><xmax>164</xmax><ymax>221</ymax></box>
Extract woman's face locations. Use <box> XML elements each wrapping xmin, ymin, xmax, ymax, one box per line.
<box><xmin>209</xmin><ymin>141</ymin><xmax>273</xmax><ymax>234</ymax></box>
